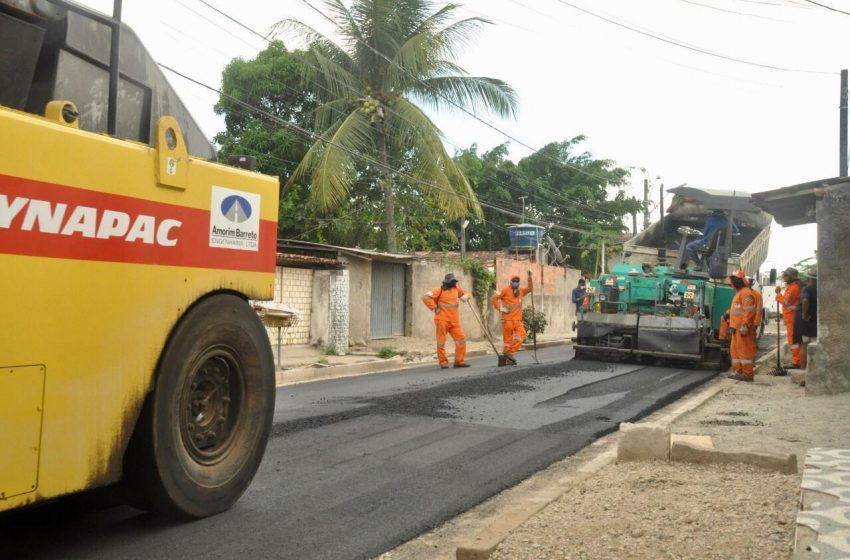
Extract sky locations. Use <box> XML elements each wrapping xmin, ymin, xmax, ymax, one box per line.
<box><xmin>75</xmin><ymin>0</ymin><xmax>845</xmax><ymax>272</ymax></box>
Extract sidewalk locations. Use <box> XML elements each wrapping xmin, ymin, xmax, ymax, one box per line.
<box><xmin>378</xmin><ymin>323</ymin><xmax>850</xmax><ymax>560</ymax></box>
<box><xmin>273</xmin><ymin>333</ymin><xmax>569</xmax><ymax>385</ymax></box>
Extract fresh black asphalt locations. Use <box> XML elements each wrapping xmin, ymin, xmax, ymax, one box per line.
<box><xmin>0</xmin><ymin>346</ymin><xmax>718</xmax><ymax>559</ymax></box>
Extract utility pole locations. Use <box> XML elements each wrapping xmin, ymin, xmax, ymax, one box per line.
<box><xmin>460</xmin><ymin>218</ymin><xmax>469</xmax><ymax>259</ymax></box>
<box><xmin>519</xmin><ymin>196</ymin><xmax>528</xmax><ymax>223</ymax></box>
<box><xmin>601</xmin><ymin>238</ymin><xmax>606</xmax><ymax>274</ymax></box>
<box><xmin>659</xmin><ymin>183</ymin><xmax>665</xmax><ymax>247</ymax></box>
<box><xmin>841</xmin><ymin>69</ymin><xmax>848</xmax><ymax>176</ymax></box>
<box><xmin>643</xmin><ymin>178</ymin><xmax>650</xmax><ymax>230</ymax></box>
<box><xmin>632</xmin><ymin>212</ymin><xmax>637</xmax><ymax>235</ymax></box>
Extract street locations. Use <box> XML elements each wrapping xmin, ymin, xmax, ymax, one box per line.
<box><xmin>1</xmin><ymin>347</ymin><xmax>717</xmax><ymax>560</ymax></box>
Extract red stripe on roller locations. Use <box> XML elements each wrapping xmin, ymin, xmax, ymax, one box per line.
<box><xmin>0</xmin><ymin>174</ymin><xmax>276</xmax><ymax>273</ymax></box>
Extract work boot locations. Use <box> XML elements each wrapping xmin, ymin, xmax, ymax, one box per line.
<box><xmin>504</xmin><ymin>353</ymin><xmax>517</xmax><ymax>365</ymax></box>
<box><xmin>439</xmin><ymin>363</ymin><xmax>449</xmax><ymax>369</ymax></box>
<box><xmin>727</xmin><ymin>374</ymin><xmax>754</xmax><ymax>382</ymax></box>
<box><xmin>453</xmin><ymin>363</ymin><xmax>471</xmax><ymax>368</ymax></box>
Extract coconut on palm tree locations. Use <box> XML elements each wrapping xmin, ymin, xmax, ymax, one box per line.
<box><xmin>276</xmin><ymin>0</ymin><xmax>518</xmax><ymax>252</ymax></box>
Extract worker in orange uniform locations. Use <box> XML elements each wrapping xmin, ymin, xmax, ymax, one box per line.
<box><xmin>422</xmin><ymin>272</ymin><xmax>471</xmax><ymax>368</ymax></box>
<box><xmin>727</xmin><ymin>270</ymin><xmax>758</xmax><ymax>382</ymax></box>
<box><xmin>775</xmin><ymin>267</ymin><xmax>802</xmax><ymax>368</ymax></box>
<box><xmin>492</xmin><ymin>271</ymin><xmax>533</xmax><ymax>365</ymax></box>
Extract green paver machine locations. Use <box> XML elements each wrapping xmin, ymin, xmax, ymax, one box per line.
<box><xmin>573</xmin><ymin>187</ymin><xmax>770</xmax><ymax>369</ymax></box>
<box><xmin>573</xmin><ymin>263</ymin><xmax>733</xmax><ymax>368</ymax></box>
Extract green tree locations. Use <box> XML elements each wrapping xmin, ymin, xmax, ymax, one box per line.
<box><xmin>276</xmin><ymin>0</ymin><xmax>518</xmax><ymax>252</ymax></box>
<box><xmin>454</xmin><ymin>138</ymin><xmax>642</xmax><ymax>272</ymax></box>
<box><xmin>213</xmin><ymin>41</ymin><xmax>318</xmax><ymax>239</ymax></box>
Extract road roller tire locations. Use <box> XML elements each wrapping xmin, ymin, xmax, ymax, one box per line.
<box><xmin>124</xmin><ymin>294</ymin><xmax>275</xmax><ymax>518</ymax></box>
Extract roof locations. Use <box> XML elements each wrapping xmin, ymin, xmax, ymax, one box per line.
<box><xmin>276</xmin><ymin>253</ymin><xmax>344</xmax><ymax>269</ymax></box>
<box><xmin>751</xmin><ymin>177</ymin><xmax>850</xmax><ymax>227</ymax></box>
<box><xmin>668</xmin><ymin>185</ymin><xmax>759</xmax><ymax>212</ymax></box>
<box><xmin>278</xmin><ymin>239</ymin><xmax>417</xmax><ymax>262</ymax></box>
<box><xmin>414</xmin><ymin>250</ymin><xmax>504</xmax><ymax>269</ymax></box>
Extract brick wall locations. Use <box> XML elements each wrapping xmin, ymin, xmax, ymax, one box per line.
<box><xmin>267</xmin><ymin>266</ymin><xmax>314</xmax><ymax>347</ymax></box>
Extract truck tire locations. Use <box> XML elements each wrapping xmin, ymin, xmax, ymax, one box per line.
<box><xmin>124</xmin><ymin>294</ymin><xmax>275</xmax><ymax>518</ymax></box>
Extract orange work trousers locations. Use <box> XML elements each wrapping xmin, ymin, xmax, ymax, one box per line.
<box><xmin>501</xmin><ymin>320</ymin><xmax>526</xmax><ymax>355</ymax></box>
<box><xmin>783</xmin><ymin>314</ymin><xmax>800</xmax><ymax>366</ymax></box>
<box><xmin>436</xmin><ymin>320</ymin><xmax>466</xmax><ymax>365</ymax></box>
<box><xmin>730</xmin><ymin>329</ymin><xmax>757</xmax><ymax>377</ymax></box>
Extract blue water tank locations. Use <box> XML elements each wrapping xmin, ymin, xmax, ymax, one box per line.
<box><xmin>508</xmin><ymin>224</ymin><xmax>545</xmax><ymax>248</ymax></box>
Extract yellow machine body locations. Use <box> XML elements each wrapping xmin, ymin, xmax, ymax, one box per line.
<box><xmin>0</xmin><ymin>105</ymin><xmax>279</xmax><ymax>511</ymax></box>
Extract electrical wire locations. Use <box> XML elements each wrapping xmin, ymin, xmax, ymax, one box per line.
<box><xmin>296</xmin><ymin>0</ymin><xmax>626</xmax><ymax>186</ymax></box>
<box><xmin>190</xmin><ymin>0</ymin><xmax>629</xmax><ymax>223</ymax></box>
<box><xmin>159</xmin><ymin>62</ymin><xmax>631</xmax><ymax>238</ymax></box>
<box><xmin>548</xmin><ymin>0</ymin><xmax>836</xmax><ymax>75</ymax></box>
<box><xmin>801</xmin><ymin>0</ymin><xmax>850</xmax><ymax>16</ymax></box>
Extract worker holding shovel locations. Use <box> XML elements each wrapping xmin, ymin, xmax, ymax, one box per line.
<box><xmin>422</xmin><ymin>273</ymin><xmax>471</xmax><ymax>369</ymax></box>
<box><xmin>491</xmin><ymin>271</ymin><xmax>533</xmax><ymax>365</ymax></box>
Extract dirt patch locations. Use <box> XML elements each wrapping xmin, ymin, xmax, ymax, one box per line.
<box><xmin>699</xmin><ymin>418</ymin><xmax>764</xmax><ymax>427</ymax></box>
<box><xmin>491</xmin><ymin>460</ymin><xmax>798</xmax><ymax>560</ymax></box>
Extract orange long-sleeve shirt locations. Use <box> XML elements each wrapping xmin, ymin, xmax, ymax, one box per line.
<box><xmin>491</xmin><ymin>280</ymin><xmax>532</xmax><ymax>321</ymax></box>
<box><xmin>422</xmin><ymin>285</ymin><xmax>466</xmax><ymax>323</ymax></box>
<box><xmin>779</xmin><ymin>281</ymin><xmax>801</xmax><ymax>322</ymax></box>
<box><xmin>729</xmin><ymin>287</ymin><xmax>758</xmax><ymax>330</ymax></box>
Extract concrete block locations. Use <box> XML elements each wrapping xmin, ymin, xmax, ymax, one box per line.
<box><xmin>671</xmin><ymin>434</ymin><xmax>714</xmax><ymax>449</ymax></box>
<box><xmin>670</xmin><ymin>441</ymin><xmax>798</xmax><ymax>474</ymax></box>
<box><xmin>617</xmin><ymin>422</ymin><xmax>670</xmax><ymax>461</ymax></box>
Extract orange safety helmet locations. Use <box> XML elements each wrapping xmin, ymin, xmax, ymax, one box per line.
<box><xmin>729</xmin><ymin>270</ymin><xmax>749</xmax><ymax>287</ymax></box>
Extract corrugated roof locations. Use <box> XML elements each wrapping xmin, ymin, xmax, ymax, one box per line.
<box><xmin>276</xmin><ymin>253</ymin><xmax>344</xmax><ymax>269</ymax></box>
<box><xmin>278</xmin><ymin>239</ymin><xmax>416</xmax><ymax>261</ymax></box>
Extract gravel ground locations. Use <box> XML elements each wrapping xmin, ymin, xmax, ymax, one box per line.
<box><xmin>490</xmin><ymin>460</ymin><xmax>799</xmax><ymax>560</ymax></box>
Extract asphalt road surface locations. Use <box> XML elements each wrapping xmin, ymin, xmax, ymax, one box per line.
<box><xmin>1</xmin><ymin>346</ymin><xmax>718</xmax><ymax>560</ymax></box>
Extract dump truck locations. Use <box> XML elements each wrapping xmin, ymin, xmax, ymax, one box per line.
<box><xmin>620</xmin><ymin>186</ymin><xmax>772</xmax><ymax>279</ymax></box>
<box><xmin>1</xmin><ymin>0</ymin><xmax>278</xmax><ymax>517</ymax></box>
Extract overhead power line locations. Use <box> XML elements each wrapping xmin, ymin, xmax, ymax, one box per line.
<box><xmin>191</xmin><ymin>0</ymin><xmax>628</xmax><ymax>223</ymax></box>
<box><xmin>159</xmin><ymin>63</ymin><xmax>626</xmax><ymax>238</ymax></box>
<box><xmin>801</xmin><ymin>0</ymin><xmax>850</xmax><ymax>16</ymax></box>
<box><xmin>295</xmin><ymin>0</ymin><xmax>625</xmax><ymax>186</ymax></box>
<box><xmin>549</xmin><ymin>0</ymin><xmax>836</xmax><ymax>75</ymax></box>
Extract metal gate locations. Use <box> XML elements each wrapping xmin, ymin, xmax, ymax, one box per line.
<box><xmin>371</xmin><ymin>262</ymin><xmax>406</xmax><ymax>338</ymax></box>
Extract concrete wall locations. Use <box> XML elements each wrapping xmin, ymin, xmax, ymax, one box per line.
<box><xmin>808</xmin><ymin>184</ymin><xmax>850</xmax><ymax>395</ymax></box>
<box><xmin>346</xmin><ymin>256</ymin><xmax>373</xmax><ymax>346</ymax></box>
<box><xmin>310</xmin><ymin>270</ymin><xmax>330</xmax><ymax>348</ymax></box>
<box><xmin>494</xmin><ymin>257</ymin><xmax>582</xmax><ymax>338</ymax></box>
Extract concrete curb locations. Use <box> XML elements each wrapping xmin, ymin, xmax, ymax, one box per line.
<box><xmin>274</xmin><ymin>341</ymin><xmax>573</xmax><ymax>387</ymax></box>
<box><xmin>453</xmin><ymin>377</ymin><xmax>727</xmax><ymax>560</ymax></box>
<box><xmin>671</xmin><ymin>441</ymin><xmax>798</xmax><ymax>474</ymax></box>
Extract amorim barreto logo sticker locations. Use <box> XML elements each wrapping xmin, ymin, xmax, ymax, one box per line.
<box><xmin>209</xmin><ymin>186</ymin><xmax>260</xmax><ymax>251</ymax></box>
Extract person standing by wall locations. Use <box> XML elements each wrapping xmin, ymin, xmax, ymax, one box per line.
<box><xmin>492</xmin><ymin>272</ymin><xmax>533</xmax><ymax>365</ymax></box>
<box><xmin>422</xmin><ymin>273</ymin><xmax>471</xmax><ymax>369</ymax></box>
<box><xmin>727</xmin><ymin>270</ymin><xmax>758</xmax><ymax>382</ymax></box>
<box><xmin>793</xmin><ymin>269</ymin><xmax>818</xmax><ymax>370</ymax></box>
<box><xmin>571</xmin><ymin>278</ymin><xmax>587</xmax><ymax>319</ymax></box>
<box><xmin>776</xmin><ymin>267</ymin><xmax>802</xmax><ymax>368</ymax></box>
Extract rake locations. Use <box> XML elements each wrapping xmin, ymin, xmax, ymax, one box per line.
<box><xmin>465</xmin><ymin>299</ymin><xmax>511</xmax><ymax>367</ymax></box>
<box><xmin>766</xmin><ymin>300</ymin><xmax>788</xmax><ymax>376</ymax></box>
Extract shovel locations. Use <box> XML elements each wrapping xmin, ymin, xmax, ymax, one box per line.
<box><xmin>767</xmin><ymin>300</ymin><xmax>787</xmax><ymax>376</ymax></box>
<box><xmin>464</xmin><ymin>299</ymin><xmax>511</xmax><ymax>366</ymax></box>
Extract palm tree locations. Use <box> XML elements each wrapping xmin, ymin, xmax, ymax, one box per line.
<box><xmin>276</xmin><ymin>0</ymin><xmax>518</xmax><ymax>252</ymax></box>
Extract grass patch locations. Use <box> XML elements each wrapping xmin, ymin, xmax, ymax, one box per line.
<box><xmin>377</xmin><ymin>346</ymin><xmax>398</xmax><ymax>359</ymax></box>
